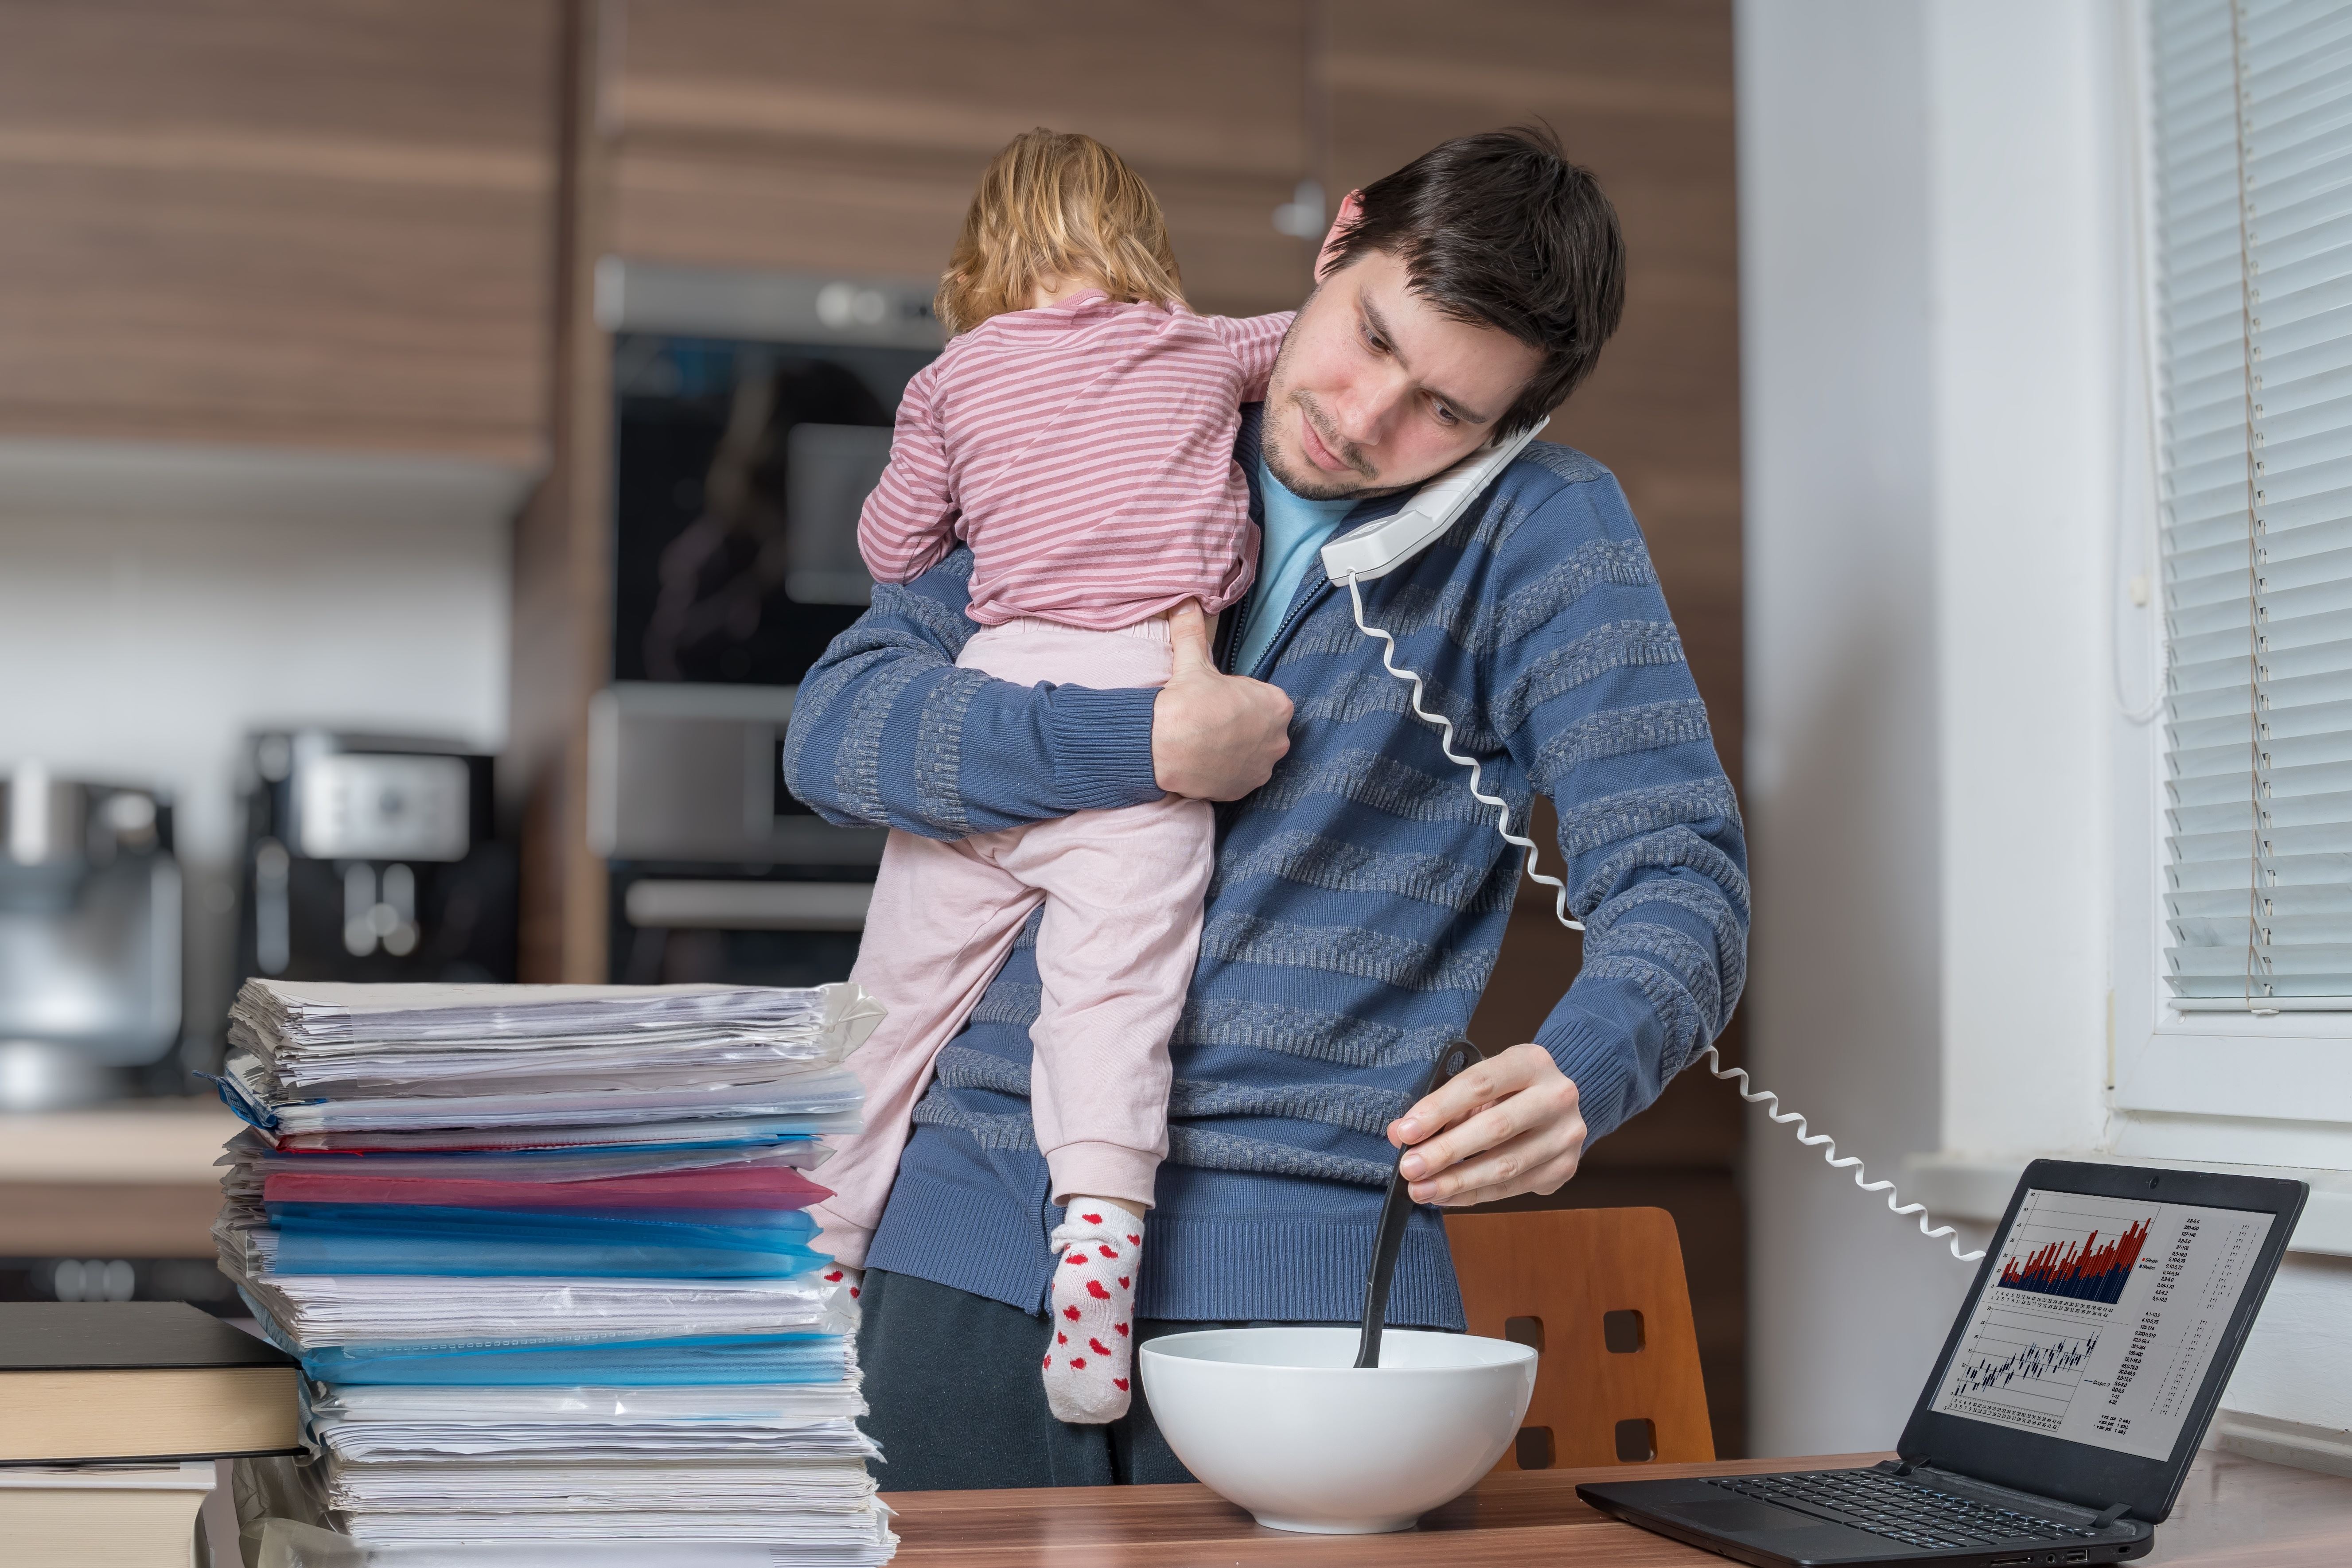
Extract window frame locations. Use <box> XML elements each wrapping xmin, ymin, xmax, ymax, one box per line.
<box><xmin>2111</xmin><ymin>0</ymin><xmax>2352</xmax><ymax>1145</ymax></box>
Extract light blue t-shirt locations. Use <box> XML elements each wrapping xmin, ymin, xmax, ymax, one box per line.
<box><xmin>1231</xmin><ymin>456</ymin><xmax>1358</xmax><ymax>676</ymax></box>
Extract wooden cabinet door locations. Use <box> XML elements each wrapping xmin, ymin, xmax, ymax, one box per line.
<box><xmin>605</xmin><ymin>0</ymin><xmax>1314</xmax><ymax>317</ymax></box>
<box><xmin>0</xmin><ymin>0</ymin><xmax>560</xmax><ymax>463</ymax></box>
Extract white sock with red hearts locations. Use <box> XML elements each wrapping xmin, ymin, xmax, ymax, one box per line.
<box><xmin>1041</xmin><ymin>1200</ymin><xmax>1144</xmax><ymax>1424</ymax></box>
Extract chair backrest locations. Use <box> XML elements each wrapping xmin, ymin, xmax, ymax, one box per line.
<box><xmin>1445</xmin><ymin>1206</ymin><xmax>1714</xmax><ymax>1471</ymax></box>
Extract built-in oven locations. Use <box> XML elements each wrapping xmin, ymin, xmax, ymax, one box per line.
<box><xmin>594</xmin><ymin>260</ymin><xmax>941</xmax><ymax>984</ymax></box>
<box><xmin>588</xmin><ymin>681</ymin><xmax>883</xmax><ymax>985</ymax></box>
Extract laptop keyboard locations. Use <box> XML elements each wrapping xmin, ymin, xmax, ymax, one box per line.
<box><xmin>1706</xmin><ymin>1470</ymin><xmax>2106</xmax><ymax>1552</ymax></box>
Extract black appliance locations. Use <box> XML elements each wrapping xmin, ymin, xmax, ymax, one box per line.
<box><xmin>234</xmin><ymin>730</ymin><xmax>514</xmax><ymax>987</ymax></box>
<box><xmin>607</xmin><ymin>260</ymin><xmax>942</xmax><ymax>688</ymax></box>
<box><xmin>598</xmin><ymin>260</ymin><xmax>938</xmax><ymax>985</ymax></box>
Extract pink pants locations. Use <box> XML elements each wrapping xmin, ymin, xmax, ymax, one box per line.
<box><xmin>810</xmin><ymin>616</ymin><xmax>1213</xmax><ymax>1269</ymax></box>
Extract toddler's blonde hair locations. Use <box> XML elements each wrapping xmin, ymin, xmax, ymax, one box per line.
<box><xmin>935</xmin><ymin>128</ymin><xmax>1184</xmax><ymax>335</ymax></box>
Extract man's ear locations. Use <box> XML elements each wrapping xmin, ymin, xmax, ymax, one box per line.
<box><xmin>1313</xmin><ymin>190</ymin><xmax>1365</xmax><ymax>284</ymax></box>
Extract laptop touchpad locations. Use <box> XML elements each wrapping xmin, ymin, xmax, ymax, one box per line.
<box><xmin>1676</xmin><ymin>1498</ymin><xmax>1883</xmax><ymax>1559</ymax></box>
<box><xmin>1681</xmin><ymin>1498</ymin><xmax>1837</xmax><ymax>1532</ymax></box>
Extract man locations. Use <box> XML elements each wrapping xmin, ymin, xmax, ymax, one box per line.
<box><xmin>783</xmin><ymin>126</ymin><xmax>1747</xmax><ymax>1486</ymax></box>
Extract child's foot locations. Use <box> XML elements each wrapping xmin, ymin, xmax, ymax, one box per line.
<box><xmin>1041</xmin><ymin>1200</ymin><xmax>1143</xmax><ymax>1424</ymax></box>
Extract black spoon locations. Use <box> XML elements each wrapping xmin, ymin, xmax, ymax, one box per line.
<box><xmin>1356</xmin><ymin>1037</ymin><xmax>1482</xmax><ymax>1369</ymax></box>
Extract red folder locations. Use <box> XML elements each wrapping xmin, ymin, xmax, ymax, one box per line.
<box><xmin>262</xmin><ymin>1164</ymin><xmax>830</xmax><ymax>1212</ymax></box>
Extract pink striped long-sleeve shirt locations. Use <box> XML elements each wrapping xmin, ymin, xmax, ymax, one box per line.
<box><xmin>857</xmin><ymin>292</ymin><xmax>1294</xmax><ymax>629</ymax></box>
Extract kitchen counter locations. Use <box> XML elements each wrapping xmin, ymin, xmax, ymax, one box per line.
<box><xmin>0</xmin><ymin>1098</ymin><xmax>238</xmax><ymax>1257</ymax></box>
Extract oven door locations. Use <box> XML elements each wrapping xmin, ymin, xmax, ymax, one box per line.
<box><xmin>590</xmin><ymin>681</ymin><xmax>884</xmax><ymax>986</ymax></box>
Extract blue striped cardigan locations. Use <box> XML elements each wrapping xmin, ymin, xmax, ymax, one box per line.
<box><xmin>783</xmin><ymin>408</ymin><xmax>1748</xmax><ymax>1329</ymax></box>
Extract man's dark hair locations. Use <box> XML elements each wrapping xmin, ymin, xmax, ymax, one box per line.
<box><xmin>1324</xmin><ymin>125</ymin><xmax>1625</xmax><ymax>435</ymax></box>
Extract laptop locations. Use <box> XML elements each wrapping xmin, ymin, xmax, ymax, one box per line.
<box><xmin>1578</xmin><ymin>1159</ymin><xmax>2307</xmax><ymax>1567</ymax></box>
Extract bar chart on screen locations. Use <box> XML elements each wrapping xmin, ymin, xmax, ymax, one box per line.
<box><xmin>1998</xmin><ymin>1213</ymin><xmax>2153</xmax><ymax>1306</ymax></box>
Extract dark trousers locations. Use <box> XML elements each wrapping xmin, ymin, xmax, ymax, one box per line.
<box><xmin>857</xmin><ymin>1266</ymin><xmax>1347</xmax><ymax>1490</ymax></box>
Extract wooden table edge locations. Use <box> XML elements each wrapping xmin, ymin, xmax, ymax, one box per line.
<box><xmin>882</xmin><ymin>1452</ymin><xmax>1894</xmax><ymax>1561</ymax></box>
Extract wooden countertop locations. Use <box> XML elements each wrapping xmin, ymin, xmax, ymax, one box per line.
<box><xmin>0</xmin><ymin>1099</ymin><xmax>238</xmax><ymax>1183</ymax></box>
<box><xmin>0</xmin><ymin>1100</ymin><xmax>237</xmax><ymax>1257</ymax></box>
<box><xmin>885</xmin><ymin>1448</ymin><xmax>2352</xmax><ymax>1565</ymax></box>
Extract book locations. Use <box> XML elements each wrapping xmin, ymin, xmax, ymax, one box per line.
<box><xmin>0</xmin><ymin>1462</ymin><xmax>215</xmax><ymax>1568</ymax></box>
<box><xmin>0</xmin><ymin>1303</ymin><xmax>300</xmax><ymax>1464</ymax></box>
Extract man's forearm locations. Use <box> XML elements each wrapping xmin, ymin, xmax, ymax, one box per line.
<box><xmin>783</xmin><ymin>565</ymin><xmax>1305</xmax><ymax>838</ymax></box>
<box><xmin>782</xmin><ymin>577</ymin><xmax>1162</xmax><ymax>839</ymax></box>
<box><xmin>1540</xmin><ymin>845</ymin><xmax>1747</xmax><ymax>1140</ymax></box>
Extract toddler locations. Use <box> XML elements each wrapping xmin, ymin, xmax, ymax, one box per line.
<box><xmin>806</xmin><ymin>128</ymin><xmax>1290</xmax><ymax>1424</ymax></box>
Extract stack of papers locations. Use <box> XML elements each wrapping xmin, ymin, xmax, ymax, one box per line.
<box><xmin>210</xmin><ymin>979</ymin><xmax>894</xmax><ymax>1565</ymax></box>
<box><xmin>217</xmin><ymin>981</ymin><xmax>871</xmax><ymax>1133</ymax></box>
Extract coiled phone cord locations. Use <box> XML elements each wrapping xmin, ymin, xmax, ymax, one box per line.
<box><xmin>1344</xmin><ymin>575</ymin><xmax>1583</xmax><ymax>935</ymax></box>
<box><xmin>1343</xmin><ymin>572</ymin><xmax>1986</xmax><ymax>1264</ymax></box>
<box><xmin>1695</xmin><ymin>1044</ymin><xmax>1984</xmax><ymax>1261</ymax></box>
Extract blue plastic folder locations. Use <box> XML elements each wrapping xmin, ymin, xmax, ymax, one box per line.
<box><xmin>265</xmin><ymin>1203</ymin><xmax>823</xmax><ymax>1278</ymax></box>
<box><xmin>299</xmin><ymin>1331</ymin><xmax>852</xmax><ymax>1385</ymax></box>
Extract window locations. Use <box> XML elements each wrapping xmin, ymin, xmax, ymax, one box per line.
<box><xmin>2110</xmin><ymin>0</ymin><xmax>2352</xmax><ymax>1145</ymax></box>
<box><xmin>2153</xmin><ymin>0</ymin><xmax>2352</xmax><ymax>1014</ymax></box>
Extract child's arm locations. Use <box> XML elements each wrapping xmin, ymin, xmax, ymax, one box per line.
<box><xmin>1205</xmin><ymin>311</ymin><xmax>1297</xmax><ymax>401</ymax></box>
<box><xmin>856</xmin><ymin>366</ymin><xmax>961</xmax><ymax>585</ymax></box>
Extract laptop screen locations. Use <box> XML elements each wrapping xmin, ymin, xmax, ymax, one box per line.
<box><xmin>1899</xmin><ymin>1160</ymin><xmax>2305</xmax><ymax>1522</ymax></box>
<box><xmin>1927</xmin><ymin>1189</ymin><xmax>2273</xmax><ymax>1461</ymax></box>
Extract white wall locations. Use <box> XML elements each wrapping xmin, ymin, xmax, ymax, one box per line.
<box><xmin>1928</xmin><ymin>2</ymin><xmax>2118</xmax><ymax>1162</ymax></box>
<box><xmin>1737</xmin><ymin>0</ymin><xmax>1969</xmax><ymax>1457</ymax></box>
<box><xmin>0</xmin><ymin>439</ymin><xmax>525</xmax><ymax>1047</ymax></box>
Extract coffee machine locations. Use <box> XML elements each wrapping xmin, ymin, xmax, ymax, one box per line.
<box><xmin>0</xmin><ymin>765</ymin><xmax>181</xmax><ymax>1109</ymax></box>
<box><xmin>234</xmin><ymin>731</ymin><xmax>515</xmax><ymax>987</ymax></box>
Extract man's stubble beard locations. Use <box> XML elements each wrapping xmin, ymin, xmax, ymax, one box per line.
<box><xmin>1262</xmin><ymin>388</ymin><xmax>1378</xmax><ymax>501</ymax></box>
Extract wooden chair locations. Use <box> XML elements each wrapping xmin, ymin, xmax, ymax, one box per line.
<box><xmin>1445</xmin><ymin>1206</ymin><xmax>1713</xmax><ymax>1471</ymax></box>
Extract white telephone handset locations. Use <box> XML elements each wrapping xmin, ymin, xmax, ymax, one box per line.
<box><xmin>1331</xmin><ymin>416</ymin><xmax>1982</xmax><ymax>1262</ymax></box>
<box><xmin>1318</xmin><ymin>417</ymin><xmax>1550</xmax><ymax>584</ymax></box>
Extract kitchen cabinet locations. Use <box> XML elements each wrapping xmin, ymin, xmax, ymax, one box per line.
<box><xmin>0</xmin><ymin>0</ymin><xmax>560</xmax><ymax>464</ymax></box>
<box><xmin>606</xmin><ymin>0</ymin><xmax>1315</xmax><ymax>316</ymax></box>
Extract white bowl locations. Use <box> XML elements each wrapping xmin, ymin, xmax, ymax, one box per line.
<box><xmin>1139</xmin><ymin>1326</ymin><xmax>1537</xmax><ymax>1534</ymax></box>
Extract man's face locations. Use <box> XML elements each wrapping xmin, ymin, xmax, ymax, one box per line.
<box><xmin>1262</xmin><ymin>245</ymin><xmax>1545</xmax><ymax>501</ymax></box>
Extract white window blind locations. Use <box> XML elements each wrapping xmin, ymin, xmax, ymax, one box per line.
<box><xmin>2153</xmin><ymin>0</ymin><xmax>2352</xmax><ymax>1010</ymax></box>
